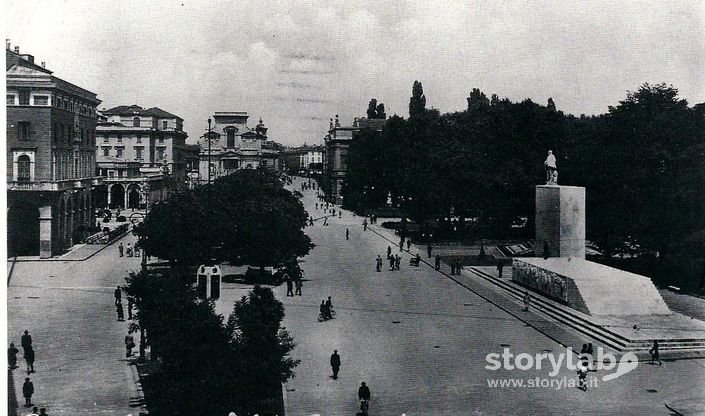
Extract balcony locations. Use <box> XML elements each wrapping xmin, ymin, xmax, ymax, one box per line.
<box><xmin>7</xmin><ymin>176</ymin><xmax>103</xmax><ymax>192</ymax></box>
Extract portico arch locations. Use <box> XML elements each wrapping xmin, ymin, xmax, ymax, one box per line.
<box><xmin>110</xmin><ymin>184</ymin><xmax>125</xmax><ymax>209</ymax></box>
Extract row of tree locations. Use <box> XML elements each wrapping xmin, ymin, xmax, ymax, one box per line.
<box><xmin>343</xmin><ymin>82</ymin><xmax>705</xmax><ymax>260</ymax></box>
<box><xmin>126</xmin><ymin>270</ymin><xmax>297</xmax><ymax>415</ymax></box>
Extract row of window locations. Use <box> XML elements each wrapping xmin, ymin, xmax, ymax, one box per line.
<box><xmin>7</xmin><ymin>92</ymin><xmax>95</xmax><ymax>116</ymax></box>
<box><xmin>130</xmin><ymin>118</ymin><xmax>170</xmax><ymax>130</ymax></box>
<box><xmin>15</xmin><ymin>121</ymin><xmax>95</xmax><ymax>146</ymax></box>
<box><xmin>101</xmin><ymin>135</ymin><xmax>164</xmax><ymax>144</ymax></box>
<box><xmin>101</xmin><ymin>146</ymin><xmax>165</xmax><ymax>160</ymax></box>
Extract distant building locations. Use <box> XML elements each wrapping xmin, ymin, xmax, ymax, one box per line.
<box><xmin>95</xmin><ymin>105</ymin><xmax>189</xmax><ymax>209</ymax></box>
<box><xmin>324</xmin><ymin>115</ymin><xmax>386</xmax><ymax>204</ymax></box>
<box><xmin>6</xmin><ymin>43</ymin><xmax>102</xmax><ymax>257</ymax></box>
<box><xmin>280</xmin><ymin>144</ymin><xmax>324</xmax><ymax>174</ymax></box>
<box><xmin>198</xmin><ymin>112</ymin><xmax>279</xmax><ymax>183</ymax></box>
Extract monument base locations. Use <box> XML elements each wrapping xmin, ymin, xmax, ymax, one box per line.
<box><xmin>535</xmin><ymin>185</ymin><xmax>585</xmax><ymax>258</ymax></box>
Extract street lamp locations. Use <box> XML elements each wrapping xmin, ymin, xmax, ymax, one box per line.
<box><xmin>207</xmin><ymin>117</ymin><xmax>212</xmax><ymax>185</ymax></box>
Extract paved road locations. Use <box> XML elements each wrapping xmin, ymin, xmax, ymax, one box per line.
<box><xmin>7</xmin><ymin>236</ymin><xmax>143</xmax><ymax>416</ymax></box>
<box><xmin>280</xmin><ymin>177</ymin><xmax>705</xmax><ymax>416</ymax></box>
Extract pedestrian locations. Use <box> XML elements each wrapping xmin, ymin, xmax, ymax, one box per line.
<box><xmin>435</xmin><ymin>254</ymin><xmax>441</xmax><ymax>271</ymax></box>
<box><xmin>399</xmin><ymin>239</ymin><xmax>404</xmax><ymax>252</ymax></box>
<box><xmin>127</xmin><ymin>296</ymin><xmax>134</xmax><ymax>320</ymax></box>
<box><xmin>339</xmin><ymin>211</ymin><xmax>342</xmax><ymax>218</ymax></box>
<box><xmin>24</xmin><ymin>346</ymin><xmax>35</xmax><ymax>373</ymax></box>
<box><xmin>363</xmin><ymin>218</ymin><xmax>368</xmax><ymax>231</ymax></box>
<box><xmin>523</xmin><ymin>291</ymin><xmax>531</xmax><ymax>311</ymax></box>
<box><xmin>387</xmin><ymin>246</ymin><xmax>392</xmax><ymax>259</ymax></box>
<box><xmin>456</xmin><ymin>259</ymin><xmax>463</xmax><ymax>274</ymax></box>
<box><xmin>395</xmin><ymin>254</ymin><xmax>401</xmax><ymax>271</ymax></box>
<box><xmin>389</xmin><ymin>255</ymin><xmax>395</xmax><ymax>271</ymax></box>
<box><xmin>427</xmin><ymin>244</ymin><xmax>432</xmax><ymax>258</ymax></box>
<box><xmin>8</xmin><ymin>343</ymin><xmax>19</xmax><ymax>369</ymax></box>
<box><xmin>577</xmin><ymin>360</ymin><xmax>588</xmax><ymax>391</ymax></box>
<box><xmin>407</xmin><ymin>239</ymin><xmax>411</xmax><ymax>251</ymax></box>
<box><xmin>376</xmin><ymin>255</ymin><xmax>382</xmax><ymax>272</ymax></box>
<box><xmin>295</xmin><ymin>278</ymin><xmax>303</xmax><ymax>296</ymax></box>
<box><xmin>497</xmin><ymin>261</ymin><xmax>504</xmax><ymax>278</ymax></box>
<box><xmin>330</xmin><ymin>349</ymin><xmax>341</xmax><ymax>379</ymax></box>
<box><xmin>586</xmin><ymin>343</ymin><xmax>594</xmax><ymax>358</ymax></box>
<box><xmin>414</xmin><ymin>253</ymin><xmax>421</xmax><ymax>267</ymax></box>
<box><xmin>309</xmin><ymin>216</ymin><xmax>314</xmax><ymax>226</ymax></box>
<box><xmin>323</xmin><ymin>217</ymin><xmax>328</xmax><ymax>226</ymax></box>
<box><xmin>21</xmin><ymin>330</ymin><xmax>32</xmax><ymax>355</ymax></box>
<box><xmin>125</xmin><ymin>331</ymin><xmax>135</xmax><ymax>358</ymax></box>
<box><xmin>22</xmin><ymin>377</ymin><xmax>33</xmax><ymax>407</ymax></box>
<box><xmin>114</xmin><ymin>286</ymin><xmax>122</xmax><ymax>306</ymax></box>
<box><xmin>117</xmin><ymin>300</ymin><xmax>125</xmax><ymax>321</ymax></box>
<box><xmin>286</xmin><ymin>275</ymin><xmax>294</xmax><ymax>297</ymax></box>
<box><xmin>450</xmin><ymin>260</ymin><xmax>456</xmax><ymax>275</ymax></box>
<box><xmin>126</xmin><ymin>242</ymin><xmax>133</xmax><ymax>257</ymax></box>
<box><xmin>650</xmin><ymin>340</ymin><xmax>662</xmax><ymax>366</ymax></box>
<box><xmin>118</xmin><ymin>242</ymin><xmax>124</xmax><ymax>257</ymax></box>
<box><xmin>28</xmin><ymin>406</ymin><xmax>39</xmax><ymax>416</ymax></box>
<box><xmin>316</xmin><ymin>203</ymin><xmax>318</xmax><ymax>210</ymax></box>
<box><xmin>39</xmin><ymin>408</ymin><xmax>48</xmax><ymax>416</ymax></box>
<box><xmin>346</xmin><ymin>228</ymin><xmax>350</xmax><ymax>240</ymax></box>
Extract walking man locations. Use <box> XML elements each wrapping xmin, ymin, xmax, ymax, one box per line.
<box><xmin>127</xmin><ymin>296</ymin><xmax>134</xmax><ymax>320</ymax></box>
<box><xmin>295</xmin><ymin>278</ymin><xmax>303</xmax><ymax>296</ymax></box>
<box><xmin>387</xmin><ymin>246</ymin><xmax>392</xmax><ymax>259</ymax></box>
<box><xmin>363</xmin><ymin>218</ymin><xmax>368</xmax><ymax>231</ymax></box>
<box><xmin>435</xmin><ymin>254</ymin><xmax>441</xmax><ymax>270</ymax></box>
<box><xmin>117</xmin><ymin>300</ymin><xmax>125</xmax><ymax>321</ymax></box>
<box><xmin>21</xmin><ymin>330</ymin><xmax>32</xmax><ymax>355</ymax></box>
<box><xmin>330</xmin><ymin>350</ymin><xmax>341</xmax><ymax>379</ymax></box>
<box><xmin>114</xmin><ymin>286</ymin><xmax>122</xmax><ymax>306</ymax></box>
<box><xmin>8</xmin><ymin>342</ymin><xmax>19</xmax><ymax>369</ymax></box>
<box><xmin>24</xmin><ymin>346</ymin><xmax>35</xmax><ymax>373</ymax></box>
<box><xmin>395</xmin><ymin>254</ymin><xmax>401</xmax><ymax>271</ymax></box>
<box><xmin>286</xmin><ymin>275</ymin><xmax>294</xmax><ymax>297</ymax></box>
<box><xmin>125</xmin><ymin>331</ymin><xmax>135</xmax><ymax>358</ymax></box>
<box><xmin>389</xmin><ymin>255</ymin><xmax>395</xmax><ymax>271</ymax></box>
<box><xmin>118</xmin><ymin>242</ymin><xmax>124</xmax><ymax>257</ymax></box>
<box><xmin>346</xmin><ymin>228</ymin><xmax>350</xmax><ymax>240</ymax></box>
<box><xmin>376</xmin><ymin>255</ymin><xmax>382</xmax><ymax>272</ymax></box>
<box><xmin>497</xmin><ymin>261</ymin><xmax>504</xmax><ymax>278</ymax></box>
<box><xmin>427</xmin><ymin>244</ymin><xmax>432</xmax><ymax>258</ymax></box>
<box><xmin>22</xmin><ymin>377</ymin><xmax>34</xmax><ymax>407</ymax></box>
<box><xmin>523</xmin><ymin>291</ymin><xmax>531</xmax><ymax>311</ymax></box>
<box><xmin>407</xmin><ymin>239</ymin><xmax>411</xmax><ymax>251</ymax></box>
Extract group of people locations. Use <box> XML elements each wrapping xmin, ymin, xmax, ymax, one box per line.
<box><xmin>300</xmin><ymin>181</ymin><xmax>315</xmax><ymax>191</ymax></box>
<box><xmin>327</xmin><ymin>350</ymin><xmax>371</xmax><ymax>414</ymax></box>
<box><xmin>118</xmin><ymin>241</ymin><xmax>140</xmax><ymax>258</ymax></box>
<box><xmin>285</xmin><ymin>274</ymin><xmax>304</xmax><ymax>297</ymax></box>
<box><xmin>448</xmin><ymin>259</ymin><xmax>463</xmax><ymax>275</ymax></box>
<box><xmin>8</xmin><ymin>330</ymin><xmax>42</xmax><ymax>411</ymax></box>
<box><xmin>114</xmin><ymin>286</ymin><xmax>138</xmax><ymax>358</ymax></box>
<box><xmin>385</xmin><ymin>246</ymin><xmax>402</xmax><ymax>270</ymax></box>
<box><xmin>319</xmin><ymin>296</ymin><xmax>334</xmax><ymax>320</ymax></box>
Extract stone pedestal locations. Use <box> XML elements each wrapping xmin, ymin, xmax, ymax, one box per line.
<box><xmin>535</xmin><ymin>185</ymin><xmax>585</xmax><ymax>258</ymax></box>
<box><xmin>38</xmin><ymin>205</ymin><xmax>53</xmax><ymax>258</ymax></box>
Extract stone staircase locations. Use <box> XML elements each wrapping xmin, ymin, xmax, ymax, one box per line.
<box><xmin>468</xmin><ymin>267</ymin><xmax>705</xmax><ymax>357</ymax></box>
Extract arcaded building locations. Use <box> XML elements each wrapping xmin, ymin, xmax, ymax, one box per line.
<box><xmin>6</xmin><ymin>43</ymin><xmax>102</xmax><ymax>257</ymax></box>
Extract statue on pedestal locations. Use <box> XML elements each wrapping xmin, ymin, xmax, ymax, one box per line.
<box><xmin>544</xmin><ymin>150</ymin><xmax>558</xmax><ymax>184</ymax></box>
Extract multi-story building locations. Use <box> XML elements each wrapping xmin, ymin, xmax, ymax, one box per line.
<box><xmin>324</xmin><ymin>115</ymin><xmax>386</xmax><ymax>204</ymax></box>
<box><xmin>197</xmin><ymin>112</ymin><xmax>279</xmax><ymax>183</ymax></box>
<box><xmin>280</xmin><ymin>144</ymin><xmax>324</xmax><ymax>174</ymax></box>
<box><xmin>6</xmin><ymin>43</ymin><xmax>102</xmax><ymax>257</ymax></box>
<box><xmin>95</xmin><ymin>105</ymin><xmax>188</xmax><ymax>208</ymax></box>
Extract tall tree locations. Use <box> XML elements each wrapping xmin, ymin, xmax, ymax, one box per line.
<box><xmin>409</xmin><ymin>80</ymin><xmax>427</xmax><ymax>119</ymax></box>
<box><xmin>367</xmin><ymin>98</ymin><xmax>378</xmax><ymax>119</ymax></box>
<box><xmin>376</xmin><ymin>102</ymin><xmax>386</xmax><ymax>119</ymax></box>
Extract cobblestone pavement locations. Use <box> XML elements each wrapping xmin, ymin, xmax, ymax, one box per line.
<box><xmin>7</xmin><ymin>234</ymin><xmax>143</xmax><ymax>416</ymax></box>
<box><xmin>280</xmin><ymin>177</ymin><xmax>705</xmax><ymax>416</ymax></box>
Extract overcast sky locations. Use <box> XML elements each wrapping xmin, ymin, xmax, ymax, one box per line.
<box><xmin>5</xmin><ymin>1</ymin><xmax>704</xmax><ymax>146</ymax></box>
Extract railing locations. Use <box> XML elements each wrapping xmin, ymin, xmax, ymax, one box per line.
<box><xmin>7</xmin><ymin>176</ymin><xmax>103</xmax><ymax>191</ymax></box>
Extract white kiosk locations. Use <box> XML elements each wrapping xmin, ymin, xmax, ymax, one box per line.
<box><xmin>196</xmin><ymin>264</ymin><xmax>221</xmax><ymax>299</ymax></box>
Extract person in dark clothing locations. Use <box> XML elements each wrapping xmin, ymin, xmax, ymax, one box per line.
<box><xmin>387</xmin><ymin>246</ymin><xmax>392</xmax><ymax>259</ymax></box>
<box><xmin>358</xmin><ymin>382</ymin><xmax>371</xmax><ymax>414</ymax></box>
<box><xmin>497</xmin><ymin>261</ymin><xmax>504</xmax><ymax>278</ymax></box>
<box><xmin>8</xmin><ymin>343</ymin><xmax>19</xmax><ymax>369</ymax></box>
<box><xmin>21</xmin><ymin>330</ymin><xmax>32</xmax><ymax>355</ymax></box>
<box><xmin>376</xmin><ymin>255</ymin><xmax>382</xmax><ymax>272</ymax></box>
<box><xmin>127</xmin><ymin>297</ymin><xmax>134</xmax><ymax>320</ymax></box>
<box><xmin>330</xmin><ymin>350</ymin><xmax>341</xmax><ymax>379</ymax></box>
<box><xmin>399</xmin><ymin>239</ymin><xmax>404</xmax><ymax>252</ymax></box>
<box><xmin>116</xmin><ymin>300</ymin><xmax>125</xmax><ymax>321</ymax></box>
<box><xmin>22</xmin><ymin>377</ymin><xmax>34</xmax><ymax>407</ymax></box>
<box><xmin>286</xmin><ymin>276</ymin><xmax>294</xmax><ymax>297</ymax></box>
<box><xmin>407</xmin><ymin>239</ymin><xmax>411</xmax><ymax>251</ymax></box>
<box><xmin>435</xmin><ymin>254</ymin><xmax>441</xmax><ymax>270</ymax></box>
<box><xmin>39</xmin><ymin>408</ymin><xmax>48</xmax><ymax>416</ymax></box>
<box><xmin>24</xmin><ymin>346</ymin><xmax>35</xmax><ymax>373</ymax></box>
<box><xmin>414</xmin><ymin>253</ymin><xmax>421</xmax><ymax>267</ymax></box>
<box><xmin>395</xmin><ymin>254</ymin><xmax>401</xmax><ymax>271</ymax></box>
<box><xmin>650</xmin><ymin>340</ymin><xmax>662</xmax><ymax>365</ymax></box>
<box><xmin>389</xmin><ymin>255</ymin><xmax>395</xmax><ymax>271</ymax></box>
<box><xmin>118</xmin><ymin>242</ymin><xmax>124</xmax><ymax>257</ymax></box>
<box><xmin>114</xmin><ymin>286</ymin><xmax>122</xmax><ymax>306</ymax></box>
<box><xmin>295</xmin><ymin>278</ymin><xmax>303</xmax><ymax>296</ymax></box>
<box><xmin>427</xmin><ymin>244</ymin><xmax>432</xmax><ymax>258</ymax></box>
<box><xmin>450</xmin><ymin>260</ymin><xmax>455</xmax><ymax>275</ymax></box>
<box><xmin>346</xmin><ymin>228</ymin><xmax>350</xmax><ymax>240</ymax></box>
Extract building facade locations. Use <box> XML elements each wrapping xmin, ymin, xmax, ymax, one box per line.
<box><xmin>324</xmin><ymin>115</ymin><xmax>386</xmax><ymax>204</ymax></box>
<box><xmin>280</xmin><ymin>144</ymin><xmax>324</xmax><ymax>174</ymax></box>
<box><xmin>95</xmin><ymin>105</ymin><xmax>189</xmax><ymax>209</ymax></box>
<box><xmin>197</xmin><ymin>112</ymin><xmax>279</xmax><ymax>183</ymax></box>
<box><xmin>6</xmin><ymin>43</ymin><xmax>102</xmax><ymax>257</ymax></box>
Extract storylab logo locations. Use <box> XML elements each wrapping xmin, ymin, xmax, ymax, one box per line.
<box><xmin>485</xmin><ymin>347</ymin><xmax>638</xmax><ymax>382</ymax></box>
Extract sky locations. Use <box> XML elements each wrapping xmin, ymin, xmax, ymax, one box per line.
<box><xmin>4</xmin><ymin>0</ymin><xmax>704</xmax><ymax>146</ymax></box>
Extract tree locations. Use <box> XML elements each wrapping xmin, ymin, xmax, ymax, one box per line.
<box><xmin>367</xmin><ymin>98</ymin><xmax>378</xmax><ymax>119</ymax></box>
<box><xmin>409</xmin><ymin>80</ymin><xmax>427</xmax><ymax>119</ymax></box>
<box><xmin>376</xmin><ymin>102</ymin><xmax>386</xmax><ymax>119</ymax></box>
<box><xmin>227</xmin><ymin>285</ymin><xmax>300</xmax><ymax>412</ymax></box>
<box><xmin>466</xmin><ymin>88</ymin><xmax>490</xmax><ymax>112</ymax></box>
<box><xmin>140</xmin><ymin>168</ymin><xmax>312</xmax><ymax>269</ymax></box>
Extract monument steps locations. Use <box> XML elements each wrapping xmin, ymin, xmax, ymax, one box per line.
<box><xmin>468</xmin><ymin>267</ymin><xmax>705</xmax><ymax>355</ymax></box>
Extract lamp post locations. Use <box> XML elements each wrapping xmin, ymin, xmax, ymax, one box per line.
<box><xmin>207</xmin><ymin>117</ymin><xmax>212</xmax><ymax>185</ymax></box>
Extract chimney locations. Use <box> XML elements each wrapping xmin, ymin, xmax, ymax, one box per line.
<box><xmin>41</xmin><ymin>61</ymin><xmax>46</xmax><ymax>68</ymax></box>
<box><xmin>5</xmin><ymin>39</ymin><xmax>10</xmax><ymax>50</ymax></box>
<box><xmin>14</xmin><ymin>46</ymin><xmax>19</xmax><ymax>54</ymax></box>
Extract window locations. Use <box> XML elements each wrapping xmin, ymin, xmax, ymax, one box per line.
<box><xmin>117</xmin><ymin>134</ymin><xmax>122</xmax><ymax>143</ymax></box>
<box><xmin>136</xmin><ymin>136</ymin><xmax>142</xmax><ymax>144</ymax></box>
<box><xmin>116</xmin><ymin>147</ymin><xmax>124</xmax><ymax>158</ymax></box>
<box><xmin>135</xmin><ymin>146</ymin><xmax>144</xmax><ymax>160</ymax></box>
<box><xmin>103</xmin><ymin>147</ymin><xmax>110</xmax><ymax>157</ymax></box>
<box><xmin>157</xmin><ymin>148</ymin><xmax>165</xmax><ymax>160</ymax></box>
<box><xmin>33</xmin><ymin>95</ymin><xmax>49</xmax><ymax>106</ymax></box>
<box><xmin>102</xmin><ymin>135</ymin><xmax>109</xmax><ymax>143</ymax></box>
<box><xmin>17</xmin><ymin>155</ymin><xmax>31</xmax><ymax>182</ymax></box>
<box><xmin>6</xmin><ymin>94</ymin><xmax>15</xmax><ymax>105</ymax></box>
<box><xmin>63</xmin><ymin>99</ymin><xmax>69</xmax><ymax>110</ymax></box>
<box><xmin>133</xmin><ymin>117</ymin><xmax>140</xmax><ymax>127</ymax></box>
<box><xmin>53</xmin><ymin>123</ymin><xmax>58</xmax><ymax>143</ymax></box>
<box><xmin>223</xmin><ymin>159</ymin><xmax>238</xmax><ymax>170</ymax></box>
<box><xmin>56</xmin><ymin>97</ymin><xmax>62</xmax><ymax>108</ymax></box>
<box><xmin>158</xmin><ymin>137</ymin><xmax>164</xmax><ymax>144</ymax></box>
<box><xmin>108</xmin><ymin>170</ymin><xmax>115</xmax><ymax>178</ymax></box>
<box><xmin>227</xmin><ymin>130</ymin><xmax>236</xmax><ymax>148</ymax></box>
<box><xmin>18</xmin><ymin>122</ymin><xmax>30</xmax><ymax>140</ymax></box>
<box><xmin>162</xmin><ymin>120</ymin><xmax>168</xmax><ymax>130</ymax></box>
<box><xmin>19</xmin><ymin>91</ymin><xmax>30</xmax><ymax>105</ymax></box>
